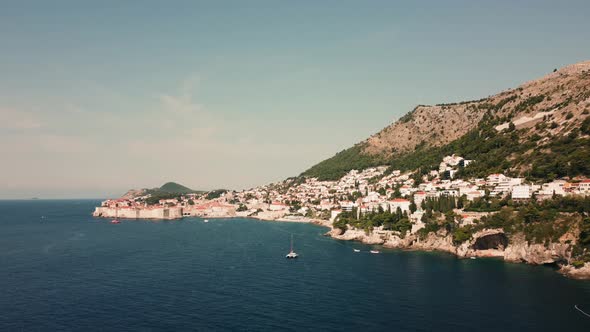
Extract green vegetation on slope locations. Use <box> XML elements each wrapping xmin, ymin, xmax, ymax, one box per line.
<box><xmin>144</xmin><ymin>192</ymin><xmax>180</xmax><ymax>206</ymax></box>
<box><xmin>385</xmin><ymin>113</ymin><xmax>590</xmax><ymax>181</ymax></box>
<box><xmin>334</xmin><ymin>207</ymin><xmax>412</xmax><ymax>236</ymax></box>
<box><xmin>159</xmin><ymin>182</ymin><xmax>197</xmax><ymax>194</ymax></box>
<box><xmin>334</xmin><ymin>195</ymin><xmax>590</xmax><ymax>262</ymax></box>
<box><xmin>334</xmin><ymin>195</ymin><xmax>456</xmax><ymax>237</ymax></box>
<box><xmin>303</xmin><ymin>108</ymin><xmax>590</xmax><ymax>183</ymax></box>
<box><xmin>382</xmin><ymin>117</ymin><xmax>530</xmax><ymax>179</ymax></box>
<box><xmin>301</xmin><ymin>143</ymin><xmax>384</xmax><ymax>181</ymax></box>
<box><xmin>301</xmin><ymin>71</ymin><xmax>590</xmax><ymax>182</ymax></box>
<box><xmin>139</xmin><ymin>182</ymin><xmax>203</xmax><ymax>205</ymax></box>
<box><xmin>205</xmin><ymin>189</ymin><xmax>228</xmax><ymax>200</ymax></box>
<box><xmin>457</xmin><ymin>196</ymin><xmax>589</xmax><ymax>245</ymax></box>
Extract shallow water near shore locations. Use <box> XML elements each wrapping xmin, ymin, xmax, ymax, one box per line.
<box><xmin>1</xmin><ymin>199</ymin><xmax>589</xmax><ymax>331</ymax></box>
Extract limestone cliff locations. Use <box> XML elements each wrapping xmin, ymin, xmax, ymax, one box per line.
<box><xmin>328</xmin><ymin>224</ymin><xmax>590</xmax><ymax>279</ymax></box>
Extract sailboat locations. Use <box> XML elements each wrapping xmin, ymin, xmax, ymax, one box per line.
<box><xmin>286</xmin><ymin>234</ymin><xmax>298</xmax><ymax>259</ymax></box>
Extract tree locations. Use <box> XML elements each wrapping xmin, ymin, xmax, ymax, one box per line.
<box><xmin>396</xmin><ymin>207</ymin><xmax>403</xmax><ymax>219</ymax></box>
<box><xmin>445</xmin><ymin>211</ymin><xmax>455</xmax><ymax>223</ymax></box>
<box><xmin>333</xmin><ymin>218</ymin><xmax>348</xmax><ymax>232</ymax></box>
<box><xmin>289</xmin><ymin>200</ymin><xmax>302</xmax><ymax>213</ymax></box>
<box><xmin>411</xmin><ymin>171</ymin><xmax>423</xmax><ymax>185</ymax></box>
<box><xmin>520</xmin><ymin>205</ymin><xmax>540</xmax><ymax>224</ymax></box>
<box><xmin>410</xmin><ymin>201</ymin><xmax>417</xmax><ymax>213</ymax></box>
<box><xmin>453</xmin><ymin>226</ymin><xmax>473</xmax><ymax>244</ymax></box>
<box><xmin>457</xmin><ymin>196</ymin><xmax>465</xmax><ymax>209</ymax></box>
<box><xmin>393</xmin><ymin>218</ymin><xmax>412</xmax><ymax>236</ymax></box>
<box><xmin>580</xmin><ymin>217</ymin><xmax>590</xmax><ymax>246</ymax></box>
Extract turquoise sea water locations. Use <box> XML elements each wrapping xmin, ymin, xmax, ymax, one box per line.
<box><xmin>1</xmin><ymin>199</ymin><xmax>589</xmax><ymax>331</ymax></box>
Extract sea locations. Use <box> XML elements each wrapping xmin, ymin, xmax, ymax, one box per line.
<box><xmin>1</xmin><ymin>199</ymin><xmax>589</xmax><ymax>331</ymax></box>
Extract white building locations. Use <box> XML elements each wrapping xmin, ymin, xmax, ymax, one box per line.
<box><xmin>538</xmin><ymin>180</ymin><xmax>567</xmax><ymax>197</ymax></box>
<box><xmin>399</xmin><ymin>185</ymin><xmax>413</xmax><ymax>197</ymax></box>
<box><xmin>491</xmin><ymin>177</ymin><xmax>523</xmax><ymax>197</ymax></box>
<box><xmin>269</xmin><ymin>202</ymin><xmax>289</xmax><ymax>211</ymax></box>
<box><xmin>579</xmin><ymin>180</ymin><xmax>590</xmax><ymax>194</ymax></box>
<box><xmin>330</xmin><ymin>210</ymin><xmax>342</xmax><ymax>222</ymax></box>
<box><xmin>340</xmin><ymin>201</ymin><xmax>356</xmax><ymax>212</ymax></box>
<box><xmin>363</xmin><ymin>191</ymin><xmax>381</xmax><ymax>203</ymax></box>
<box><xmin>466</xmin><ymin>190</ymin><xmax>485</xmax><ymax>201</ymax></box>
<box><xmin>413</xmin><ymin>191</ymin><xmax>427</xmax><ymax>208</ymax></box>
<box><xmin>511</xmin><ymin>185</ymin><xmax>531</xmax><ymax>200</ymax></box>
<box><xmin>487</xmin><ymin>174</ymin><xmax>507</xmax><ymax>185</ymax></box>
<box><xmin>389</xmin><ymin>199</ymin><xmax>411</xmax><ymax>214</ymax></box>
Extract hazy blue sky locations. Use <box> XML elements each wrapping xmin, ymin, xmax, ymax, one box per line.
<box><xmin>1</xmin><ymin>0</ymin><xmax>589</xmax><ymax>198</ymax></box>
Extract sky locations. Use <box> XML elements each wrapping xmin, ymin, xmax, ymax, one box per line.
<box><xmin>1</xmin><ymin>0</ymin><xmax>590</xmax><ymax>199</ymax></box>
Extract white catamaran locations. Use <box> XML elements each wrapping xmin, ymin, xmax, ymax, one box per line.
<box><xmin>286</xmin><ymin>234</ymin><xmax>298</xmax><ymax>259</ymax></box>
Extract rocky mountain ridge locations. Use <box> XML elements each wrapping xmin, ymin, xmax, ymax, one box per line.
<box><xmin>366</xmin><ymin>61</ymin><xmax>590</xmax><ymax>156</ymax></box>
<box><xmin>303</xmin><ymin>60</ymin><xmax>590</xmax><ymax>180</ymax></box>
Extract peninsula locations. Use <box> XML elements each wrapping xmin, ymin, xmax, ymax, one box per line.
<box><xmin>94</xmin><ymin>61</ymin><xmax>590</xmax><ymax>279</ymax></box>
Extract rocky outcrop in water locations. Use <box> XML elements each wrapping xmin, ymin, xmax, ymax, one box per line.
<box><xmin>560</xmin><ymin>263</ymin><xmax>590</xmax><ymax>279</ymax></box>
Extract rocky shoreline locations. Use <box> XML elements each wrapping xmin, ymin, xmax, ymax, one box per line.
<box><xmin>92</xmin><ymin>211</ymin><xmax>590</xmax><ymax>280</ymax></box>
<box><xmin>325</xmin><ymin>225</ymin><xmax>590</xmax><ymax>280</ymax></box>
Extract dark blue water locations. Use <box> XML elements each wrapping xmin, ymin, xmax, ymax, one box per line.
<box><xmin>1</xmin><ymin>200</ymin><xmax>589</xmax><ymax>331</ymax></box>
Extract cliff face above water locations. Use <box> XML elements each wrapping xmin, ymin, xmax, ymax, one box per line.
<box><xmin>328</xmin><ymin>224</ymin><xmax>590</xmax><ymax>279</ymax></box>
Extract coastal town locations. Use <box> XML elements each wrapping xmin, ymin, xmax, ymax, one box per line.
<box><xmin>94</xmin><ymin>153</ymin><xmax>590</xmax><ymax>236</ymax></box>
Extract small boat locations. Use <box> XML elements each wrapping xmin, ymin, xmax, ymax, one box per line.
<box><xmin>203</xmin><ymin>219</ymin><xmax>209</xmax><ymax>223</ymax></box>
<box><xmin>111</xmin><ymin>206</ymin><xmax>121</xmax><ymax>224</ymax></box>
<box><xmin>286</xmin><ymin>234</ymin><xmax>298</xmax><ymax>259</ymax></box>
<box><xmin>353</xmin><ymin>249</ymin><xmax>361</xmax><ymax>252</ymax></box>
<box><xmin>370</xmin><ymin>250</ymin><xmax>380</xmax><ymax>254</ymax></box>
<box><xmin>470</xmin><ymin>257</ymin><xmax>476</xmax><ymax>260</ymax></box>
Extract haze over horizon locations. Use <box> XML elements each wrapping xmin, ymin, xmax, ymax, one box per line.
<box><xmin>2</xmin><ymin>0</ymin><xmax>590</xmax><ymax>199</ymax></box>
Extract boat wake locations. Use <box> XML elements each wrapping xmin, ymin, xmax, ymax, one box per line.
<box><xmin>575</xmin><ymin>305</ymin><xmax>590</xmax><ymax>318</ymax></box>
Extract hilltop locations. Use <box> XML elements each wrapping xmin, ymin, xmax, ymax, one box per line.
<box><xmin>159</xmin><ymin>182</ymin><xmax>196</xmax><ymax>194</ymax></box>
<box><xmin>303</xmin><ymin>61</ymin><xmax>590</xmax><ymax>181</ymax></box>
<box><xmin>121</xmin><ymin>182</ymin><xmax>203</xmax><ymax>199</ymax></box>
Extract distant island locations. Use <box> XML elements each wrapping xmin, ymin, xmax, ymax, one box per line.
<box><xmin>94</xmin><ymin>61</ymin><xmax>590</xmax><ymax>280</ymax></box>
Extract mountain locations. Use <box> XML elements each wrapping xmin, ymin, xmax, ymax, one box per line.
<box><xmin>120</xmin><ymin>182</ymin><xmax>203</xmax><ymax>199</ymax></box>
<box><xmin>303</xmin><ymin>61</ymin><xmax>590</xmax><ymax>181</ymax></box>
<box><xmin>158</xmin><ymin>182</ymin><xmax>197</xmax><ymax>194</ymax></box>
